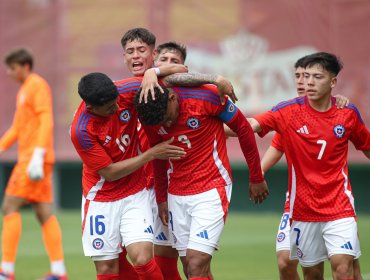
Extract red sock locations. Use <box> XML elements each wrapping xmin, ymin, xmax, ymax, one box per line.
<box><xmin>97</xmin><ymin>274</ymin><xmax>119</xmax><ymax>280</ymax></box>
<box><xmin>155</xmin><ymin>255</ymin><xmax>181</xmax><ymax>280</ymax></box>
<box><xmin>119</xmin><ymin>248</ymin><xmax>139</xmax><ymax>280</ymax></box>
<box><xmin>134</xmin><ymin>258</ymin><xmax>164</xmax><ymax>280</ymax></box>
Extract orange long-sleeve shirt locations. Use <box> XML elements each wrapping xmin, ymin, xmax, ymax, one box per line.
<box><xmin>0</xmin><ymin>73</ymin><xmax>55</xmax><ymax>164</ymax></box>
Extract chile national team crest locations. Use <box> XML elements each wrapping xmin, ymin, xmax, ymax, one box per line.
<box><xmin>187</xmin><ymin>117</ymin><xmax>200</xmax><ymax>129</ymax></box>
<box><xmin>277</xmin><ymin>232</ymin><xmax>285</xmax><ymax>242</ymax></box>
<box><xmin>120</xmin><ymin>110</ymin><xmax>131</xmax><ymax>122</ymax></box>
<box><xmin>228</xmin><ymin>103</ymin><xmax>235</xmax><ymax>113</ymax></box>
<box><xmin>333</xmin><ymin>124</ymin><xmax>345</xmax><ymax>138</ymax></box>
<box><xmin>92</xmin><ymin>238</ymin><xmax>104</xmax><ymax>250</ymax></box>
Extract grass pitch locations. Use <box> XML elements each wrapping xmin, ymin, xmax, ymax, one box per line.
<box><xmin>1</xmin><ymin>211</ymin><xmax>369</xmax><ymax>279</ymax></box>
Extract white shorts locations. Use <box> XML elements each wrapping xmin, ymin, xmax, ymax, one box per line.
<box><xmin>290</xmin><ymin>217</ymin><xmax>361</xmax><ymax>267</ymax></box>
<box><xmin>148</xmin><ymin>187</ymin><xmax>172</xmax><ymax>246</ymax></box>
<box><xmin>81</xmin><ymin>188</ymin><xmax>154</xmax><ymax>258</ymax></box>
<box><xmin>168</xmin><ymin>185</ymin><xmax>232</xmax><ymax>257</ymax></box>
<box><xmin>276</xmin><ymin>212</ymin><xmax>291</xmax><ymax>252</ymax></box>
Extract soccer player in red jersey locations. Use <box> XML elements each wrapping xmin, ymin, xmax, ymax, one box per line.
<box><xmin>261</xmin><ymin>56</ymin><xmax>363</xmax><ymax>280</ymax></box>
<box><xmin>121</xmin><ymin>28</ymin><xmax>235</xmax><ymax>280</ymax></box>
<box><xmin>135</xmin><ymin>86</ymin><xmax>269</xmax><ymax>279</ymax></box>
<box><xmin>70</xmin><ymin>73</ymin><xmax>187</xmax><ymax>280</ymax></box>
<box><xmin>251</xmin><ymin>52</ymin><xmax>370</xmax><ymax>280</ymax></box>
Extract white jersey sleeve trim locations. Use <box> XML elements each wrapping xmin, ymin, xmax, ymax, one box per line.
<box><xmin>212</xmin><ymin>137</ymin><xmax>232</xmax><ymax>190</ymax></box>
<box><xmin>289</xmin><ymin>164</ymin><xmax>297</xmax><ymax>219</ymax></box>
<box><xmin>86</xmin><ymin>176</ymin><xmax>106</xmax><ymax>201</ymax></box>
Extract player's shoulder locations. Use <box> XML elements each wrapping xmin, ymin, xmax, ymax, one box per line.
<box><xmin>71</xmin><ymin>102</ymin><xmax>94</xmax><ymax>150</ymax></box>
<box><xmin>271</xmin><ymin>96</ymin><xmax>305</xmax><ymax>112</ymax></box>
<box><xmin>175</xmin><ymin>84</ymin><xmax>221</xmax><ymax>107</ymax></box>
<box><xmin>343</xmin><ymin>103</ymin><xmax>364</xmax><ymax>124</ymax></box>
<box><xmin>26</xmin><ymin>73</ymin><xmax>51</xmax><ymax>91</ymax></box>
<box><xmin>114</xmin><ymin>77</ymin><xmax>142</xmax><ymax>94</ymax></box>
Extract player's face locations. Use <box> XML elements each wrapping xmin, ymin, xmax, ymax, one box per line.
<box><xmin>87</xmin><ymin>98</ymin><xmax>119</xmax><ymax>117</ymax></box>
<box><xmin>295</xmin><ymin>66</ymin><xmax>305</xmax><ymax>97</ymax></box>
<box><xmin>304</xmin><ymin>64</ymin><xmax>336</xmax><ymax>102</ymax></box>
<box><xmin>155</xmin><ymin>49</ymin><xmax>184</xmax><ymax>66</ymax></box>
<box><xmin>6</xmin><ymin>63</ymin><xmax>29</xmax><ymax>83</ymax></box>
<box><xmin>123</xmin><ymin>39</ymin><xmax>156</xmax><ymax>77</ymax></box>
<box><xmin>162</xmin><ymin>92</ymin><xmax>179</xmax><ymax>128</ymax></box>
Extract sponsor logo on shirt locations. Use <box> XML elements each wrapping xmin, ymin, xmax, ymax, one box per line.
<box><xmin>103</xmin><ymin>135</ymin><xmax>112</xmax><ymax>145</ymax></box>
<box><xmin>296</xmin><ymin>125</ymin><xmax>309</xmax><ymax>134</ymax></box>
<box><xmin>187</xmin><ymin>117</ymin><xmax>200</xmax><ymax>129</ymax></box>
<box><xmin>120</xmin><ymin>110</ymin><xmax>131</xmax><ymax>122</ymax></box>
<box><xmin>277</xmin><ymin>232</ymin><xmax>285</xmax><ymax>242</ymax></box>
<box><xmin>158</xmin><ymin>126</ymin><xmax>168</xmax><ymax>135</ymax></box>
<box><xmin>333</xmin><ymin>124</ymin><xmax>345</xmax><ymax>138</ymax></box>
<box><xmin>92</xmin><ymin>238</ymin><xmax>104</xmax><ymax>250</ymax></box>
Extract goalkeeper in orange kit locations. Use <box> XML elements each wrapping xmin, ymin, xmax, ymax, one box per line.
<box><xmin>0</xmin><ymin>48</ymin><xmax>67</xmax><ymax>280</ymax></box>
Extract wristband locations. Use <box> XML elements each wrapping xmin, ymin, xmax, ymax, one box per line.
<box><xmin>153</xmin><ymin>67</ymin><xmax>161</xmax><ymax>76</ymax></box>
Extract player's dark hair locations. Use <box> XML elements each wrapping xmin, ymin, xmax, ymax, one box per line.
<box><xmin>78</xmin><ymin>72</ymin><xmax>118</xmax><ymax>106</ymax></box>
<box><xmin>121</xmin><ymin>28</ymin><xmax>156</xmax><ymax>49</ymax></box>
<box><xmin>157</xmin><ymin>41</ymin><xmax>187</xmax><ymax>62</ymax></box>
<box><xmin>302</xmin><ymin>52</ymin><xmax>343</xmax><ymax>76</ymax></box>
<box><xmin>134</xmin><ymin>87</ymin><xmax>169</xmax><ymax>125</ymax></box>
<box><xmin>294</xmin><ymin>55</ymin><xmax>308</xmax><ymax>69</ymax></box>
<box><xmin>4</xmin><ymin>48</ymin><xmax>33</xmax><ymax>69</ymax></box>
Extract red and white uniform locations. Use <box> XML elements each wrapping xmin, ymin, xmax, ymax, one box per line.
<box><xmin>143</xmin><ymin>85</ymin><xmax>263</xmax><ymax>256</ymax></box>
<box><xmin>144</xmin><ymin>85</ymin><xmax>264</xmax><ymax>200</ymax></box>
<box><xmin>256</xmin><ymin>96</ymin><xmax>370</xmax><ymax>222</ymax></box>
<box><xmin>137</xmin><ymin>123</ymin><xmax>154</xmax><ymax>190</ymax></box>
<box><xmin>71</xmin><ymin>77</ymin><xmax>145</xmax><ymax>202</ymax></box>
<box><xmin>71</xmin><ymin>77</ymin><xmax>154</xmax><ymax>258</ymax></box>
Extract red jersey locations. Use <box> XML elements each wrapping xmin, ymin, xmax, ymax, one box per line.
<box><xmin>270</xmin><ymin>133</ymin><xmax>291</xmax><ymax>213</ymax></box>
<box><xmin>137</xmin><ymin>121</ymin><xmax>154</xmax><ymax>189</ymax></box>
<box><xmin>256</xmin><ymin>96</ymin><xmax>370</xmax><ymax>222</ymax></box>
<box><xmin>143</xmin><ymin>85</ymin><xmax>264</xmax><ymax>202</ymax></box>
<box><xmin>70</xmin><ymin>77</ymin><xmax>146</xmax><ymax>202</ymax></box>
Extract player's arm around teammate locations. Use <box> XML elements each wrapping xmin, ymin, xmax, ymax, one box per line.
<box><xmin>71</xmin><ymin>73</ymin><xmax>186</xmax><ymax>279</ymax></box>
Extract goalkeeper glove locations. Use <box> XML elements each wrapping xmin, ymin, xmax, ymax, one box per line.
<box><xmin>27</xmin><ymin>147</ymin><xmax>46</xmax><ymax>181</ymax></box>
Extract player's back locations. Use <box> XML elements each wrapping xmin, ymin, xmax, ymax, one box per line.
<box><xmin>151</xmin><ymin>85</ymin><xmax>232</xmax><ymax>196</ymax></box>
<box><xmin>14</xmin><ymin>73</ymin><xmax>54</xmax><ymax>163</ymax></box>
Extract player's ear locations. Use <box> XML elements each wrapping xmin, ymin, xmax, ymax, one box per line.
<box><xmin>331</xmin><ymin>76</ymin><xmax>337</xmax><ymax>88</ymax></box>
<box><xmin>168</xmin><ymin>91</ymin><xmax>176</xmax><ymax>102</ymax></box>
<box><xmin>123</xmin><ymin>52</ymin><xmax>127</xmax><ymax>64</ymax></box>
<box><xmin>152</xmin><ymin>47</ymin><xmax>157</xmax><ymax>60</ymax></box>
<box><xmin>86</xmin><ymin>104</ymin><xmax>94</xmax><ymax>113</ymax></box>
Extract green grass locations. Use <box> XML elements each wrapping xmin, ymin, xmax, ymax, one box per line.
<box><xmin>1</xmin><ymin>211</ymin><xmax>369</xmax><ymax>279</ymax></box>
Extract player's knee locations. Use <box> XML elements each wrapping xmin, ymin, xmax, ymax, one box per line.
<box><xmin>333</xmin><ymin>262</ymin><xmax>353</xmax><ymax>278</ymax></box>
<box><xmin>278</xmin><ymin>257</ymin><xmax>298</xmax><ymax>276</ymax></box>
<box><xmin>94</xmin><ymin>260</ymin><xmax>118</xmax><ymax>274</ymax></box>
<box><xmin>131</xmin><ymin>254</ymin><xmax>153</xmax><ymax>266</ymax></box>
<box><xmin>186</xmin><ymin>253</ymin><xmax>210</xmax><ymax>276</ymax></box>
<box><xmin>2</xmin><ymin>200</ymin><xmax>19</xmax><ymax>215</ymax></box>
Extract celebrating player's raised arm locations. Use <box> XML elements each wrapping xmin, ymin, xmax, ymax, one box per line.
<box><xmin>163</xmin><ymin>73</ymin><xmax>237</xmax><ymax>103</ymax></box>
<box><xmin>140</xmin><ymin>64</ymin><xmax>188</xmax><ymax>102</ymax></box>
<box><xmin>140</xmin><ymin>72</ymin><xmax>237</xmax><ymax>104</ymax></box>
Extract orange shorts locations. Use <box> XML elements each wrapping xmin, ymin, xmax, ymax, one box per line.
<box><xmin>5</xmin><ymin>163</ymin><xmax>54</xmax><ymax>203</ymax></box>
